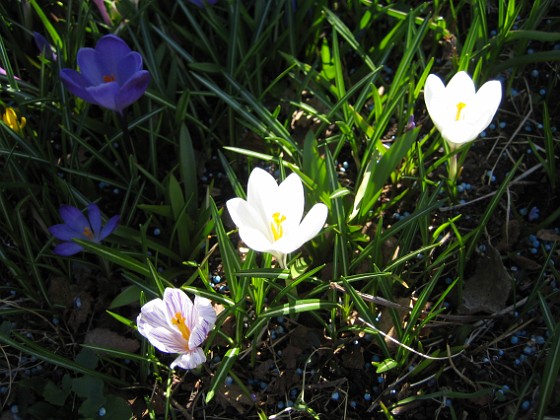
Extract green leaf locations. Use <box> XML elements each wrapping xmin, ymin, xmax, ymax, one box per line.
<box><xmin>206</xmin><ymin>347</ymin><xmax>240</xmax><ymax>403</ymax></box>
<box><xmin>76</xmin><ymin>240</ymin><xmax>150</xmax><ymax>277</ymax></box>
<box><xmin>373</xmin><ymin>358</ymin><xmax>398</xmax><ymax>373</ymax></box>
<box><xmin>351</xmin><ymin>127</ymin><xmax>419</xmax><ymax>221</ymax></box>
<box><xmin>75</xmin><ymin>348</ymin><xmax>98</xmax><ymax>370</ymax></box>
<box><xmin>109</xmin><ymin>285</ymin><xmax>141</xmax><ymax>309</ymax></box>
<box><xmin>178</xmin><ymin>124</ymin><xmax>198</xmax><ymax>218</ymax></box>
<box><xmin>72</xmin><ymin>375</ymin><xmax>104</xmax><ymax>400</ymax></box>
<box><xmin>0</xmin><ymin>332</ymin><xmax>126</xmax><ymax>385</ymax></box>
<box><xmin>246</xmin><ymin>299</ymin><xmax>339</xmax><ymax>337</ymax></box>
<box><xmin>320</xmin><ymin>37</ymin><xmax>335</xmax><ymax>80</ymax></box>
<box><xmin>43</xmin><ymin>381</ymin><xmax>70</xmax><ymax>407</ymax></box>
<box><xmin>536</xmin><ymin>323</ymin><xmax>560</xmax><ymax>419</ymax></box>
<box><xmin>302</xmin><ymin>131</ymin><xmax>329</xmax><ymax>201</ymax></box>
<box><xmin>104</xmin><ymin>395</ymin><xmax>133</xmax><ymax>419</ymax></box>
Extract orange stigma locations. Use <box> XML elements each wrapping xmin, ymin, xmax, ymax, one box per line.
<box><xmin>103</xmin><ymin>74</ymin><xmax>116</xmax><ymax>83</ymax></box>
<box><xmin>83</xmin><ymin>226</ymin><xmax>94</xmax><ymax>240</ymax></box>
<box><xmin>171</xmin><ymin>312</ymin><xmax>191</xmax><ymax>350</ymax></box>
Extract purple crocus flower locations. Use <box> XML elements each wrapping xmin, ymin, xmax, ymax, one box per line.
<box><xmin>60</xmin><ymin>34</ymin><xmax>150</xmax><ymax>114</ymax></box>
<box><xmin>137</xmin><ymin>288</ymin><xmax>217</xmax><ymax>370</ymax></box>
<box><xmin>48</xmin><ymin>203</ymin><xmax>120</xmax><ymax>256</ymax></box>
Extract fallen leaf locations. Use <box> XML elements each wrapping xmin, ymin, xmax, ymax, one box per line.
<box><xmin>217</xmin><ymin>384</ymin><xmax>255</xmax><ymax>414</ymax></box>
<box><xmin>84</xmin><ymin>327</ymin><xmax>139</xmax><ymax>353</ymax></box>
<box><xmin>537</xmin><ymin>229</ymin><xmax>560</xmax><ymax>242</ymax></box>
<box><xmin>510</xmin><ymin>254</ymin><xmax>542</xmax><ymax>271</ymax></box>
<box><xmin>459</xmin><ymin>246</ymin><xmax>511</xmax><ymax>314</ymax></box>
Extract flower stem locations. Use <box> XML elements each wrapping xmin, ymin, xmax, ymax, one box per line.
<box><xmin>449</xmin><ymin>151</ymin><xmax>458</xmax><ymax>182</ymax></box>
<box><xmin>119</xmin><ymin>111</ymin><xmax>135</xmax><ymax>157</ymax></box>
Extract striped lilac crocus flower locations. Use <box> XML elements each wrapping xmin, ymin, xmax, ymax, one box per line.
<box><xmin>137</xmin><ymin>288</ymin><xmax>217</xmax><ymax>370</ymax></box>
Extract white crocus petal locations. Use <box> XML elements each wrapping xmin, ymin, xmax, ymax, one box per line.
<box><xmin>276</xmin><ymin>173</ymin><xmax>305</xmax><ymax>232</ymax></box>
<box><xmin>246</xmin><ymin>168</ymin><xmax>279</xmax><ymax>233</ymax></box>
<box><xmin>424</xmin><ymin>74</ymin><xmax>446</xmax><ymax>131</ymax></box>
<box><xmin>170</xmin><ymin>347</ymin><xmax>206</xmax><ymax>370</ymax></box>
<box><xmin>441</xmin><ymin>120</ymin><xmax>480</xmax><ymax>146</ymax></box>
<box><xmin>445</xmin><ymin>71</ymin><xmax>476</xmax><ymax>104</ymax></box>
<box><xmin>469</xmin><ymin>80</ymin><xmax>502</xmax><ymax>134</ymax></box>
<box><xmin>227</xmin><ymin>198</ymin><xmax>273</xmax><ymax>251</ymax></box>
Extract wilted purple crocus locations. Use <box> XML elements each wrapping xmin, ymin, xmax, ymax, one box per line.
<box><xmin>60</xmin><ymin>34</ymin><xmax>150</xmax><ymax>115</ymax></box>
<box><xmin>33</xmin><ymin>32</ymin><xmax>57</xmax><ymax>61</ymax></box>
<box><xmin>48</xmin><ymin>203</ymin><xmax>120</xmax><ymax>256</ymax></box>
<box><xmin>137</xmin><ymin>288</ymin><xmax>217</xmax><ymax>370</ymax></box>
<box><xmin>92</xmin><ymin>0</ymin><xmax>113</xmax><ymax>26</ymax></box>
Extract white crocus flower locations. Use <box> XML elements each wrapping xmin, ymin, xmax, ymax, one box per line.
<box><xmin>226</xmin><ymin>167</ymin><xmax>328</xmax><ymax>268</ymax></box>
<box><xmin>424</xmin><ymin>71</ymin><xmax>502</xmax><ymax>149</ymax></box>
<box><xmin>137</xmin><ymin>288</ymin><xmax>216</xmax><ymax>370</ymax></box>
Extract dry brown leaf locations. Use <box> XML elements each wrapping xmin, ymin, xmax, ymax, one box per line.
<box><xmin>459</xmin><ymin>246</ymin><xmax>511</xmax><ymax>314</ymax></box>
<box><xmin>217</xmin><ymin>384</ymin><xmax>255</xmax><ymax>414</ymax></box>
<box><xmin>84</xmin><ymin>327</ymin><xmax>139</xmax><ymax>353</ymax></box>
<box><xmin>378</xmin><ymin>297</ymin><xmax>410</xmax><ymax>351</ymax></box>
<box><xmin>537</xmin><ymin>229</ymin><xmax>560</xmax><ymax>242</ymax></box>
<box><xmin>510</xmin><ymin>254</ymin><xmax>542</xmax><ymax>271</ymax></box>
<box><xmin>47</xmin><ymin>277</ymin><xmax>74</xmax><ymax>307</ymax></box>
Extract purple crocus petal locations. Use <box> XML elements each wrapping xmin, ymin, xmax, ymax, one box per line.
<box><xmin>95</xmin><ymin>35</ymin><xmax>132</xmax><ymax>76</ymax></box>
<box><xmin>59</xmin><ymin>69</ymin><xmax>96</xmax><ymax>104</ymax></box>
<box><xmin>77</xmin><ymin>48</ymin><xmax>107</xmax><ymax>85</ymax></box>
<box><xmin>189</xmin><ymin>297</ymin><xmax>216</xmax><ymax>349</ymax></box>
<box><xmin>189</xmin><ymin>322</ymin><xmax>212</xmax><ymax>350</ymax></box>
<box><xmin>137</xmin><ymin>298</ymin><xmax>168</xmax><ymax>331</ymax></box>
<box><xmin>85</xmin><ymin>81</ymin><xmax>120</xmax><ymax>111</ymax></box>
<box><xmin>117</xmin><ymin>52</ymin><xmax>143</xmax><ymax>82</ymax></box>
<box><xmin>99</xmin><ymin>214</ymin><xmax>120</xmax><ymax>240</ymax></box>
<box><xmin>115</xmin><ymin>71</ymin><xmax>151</xmax><ymax>112</ymax></box>
<box><xmin>53</xmin><ymin>241</ymin><xmax>84</xmax><ymax>256</ymax></box>
<box><xmin>59</xmin><ymin>205</ymin><xmax>89</xmax><ymax>233</ymax></box>
<box><xmin>144</xmin><ymin>327</ymin><xmax>188</xmax><ymax>354</ymax></box>
<box><xmin>48</xmin><ymin>223</ymin><xmax>82</xmax><ymax>241</ymax></box>
<box><xmin>137</xmin><ymin>297</ymin><xmax>188</xmax><ymax>353</ymax></box>
<box><xmin>87</xmin><ymin>203</ymin><xmax>102</xmax><ymax>237</ymax></box>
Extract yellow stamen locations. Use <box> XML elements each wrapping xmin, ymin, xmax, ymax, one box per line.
<box><xmin>455</xmin><ymin>102</ymin><xmax>466</xmax><ymax>121</ymax></box>
<box><xmin>83</xmin><ymin>226</ymin><xmax>94</xmax><ymax>240</ymax></box>
<box><xmin>171</xmin><ymin>312</ymin><xmax>191</xmax><ymax>350</ymax></box>
<box><xmin>270</xmin><ymin>212</ymin><xmax>286</xmax><ymax>241</ymax></box>
<box><xmin>103</xmin><ymin>74</ymin><xmax>116</xmax><ymax>83</ymax></box>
